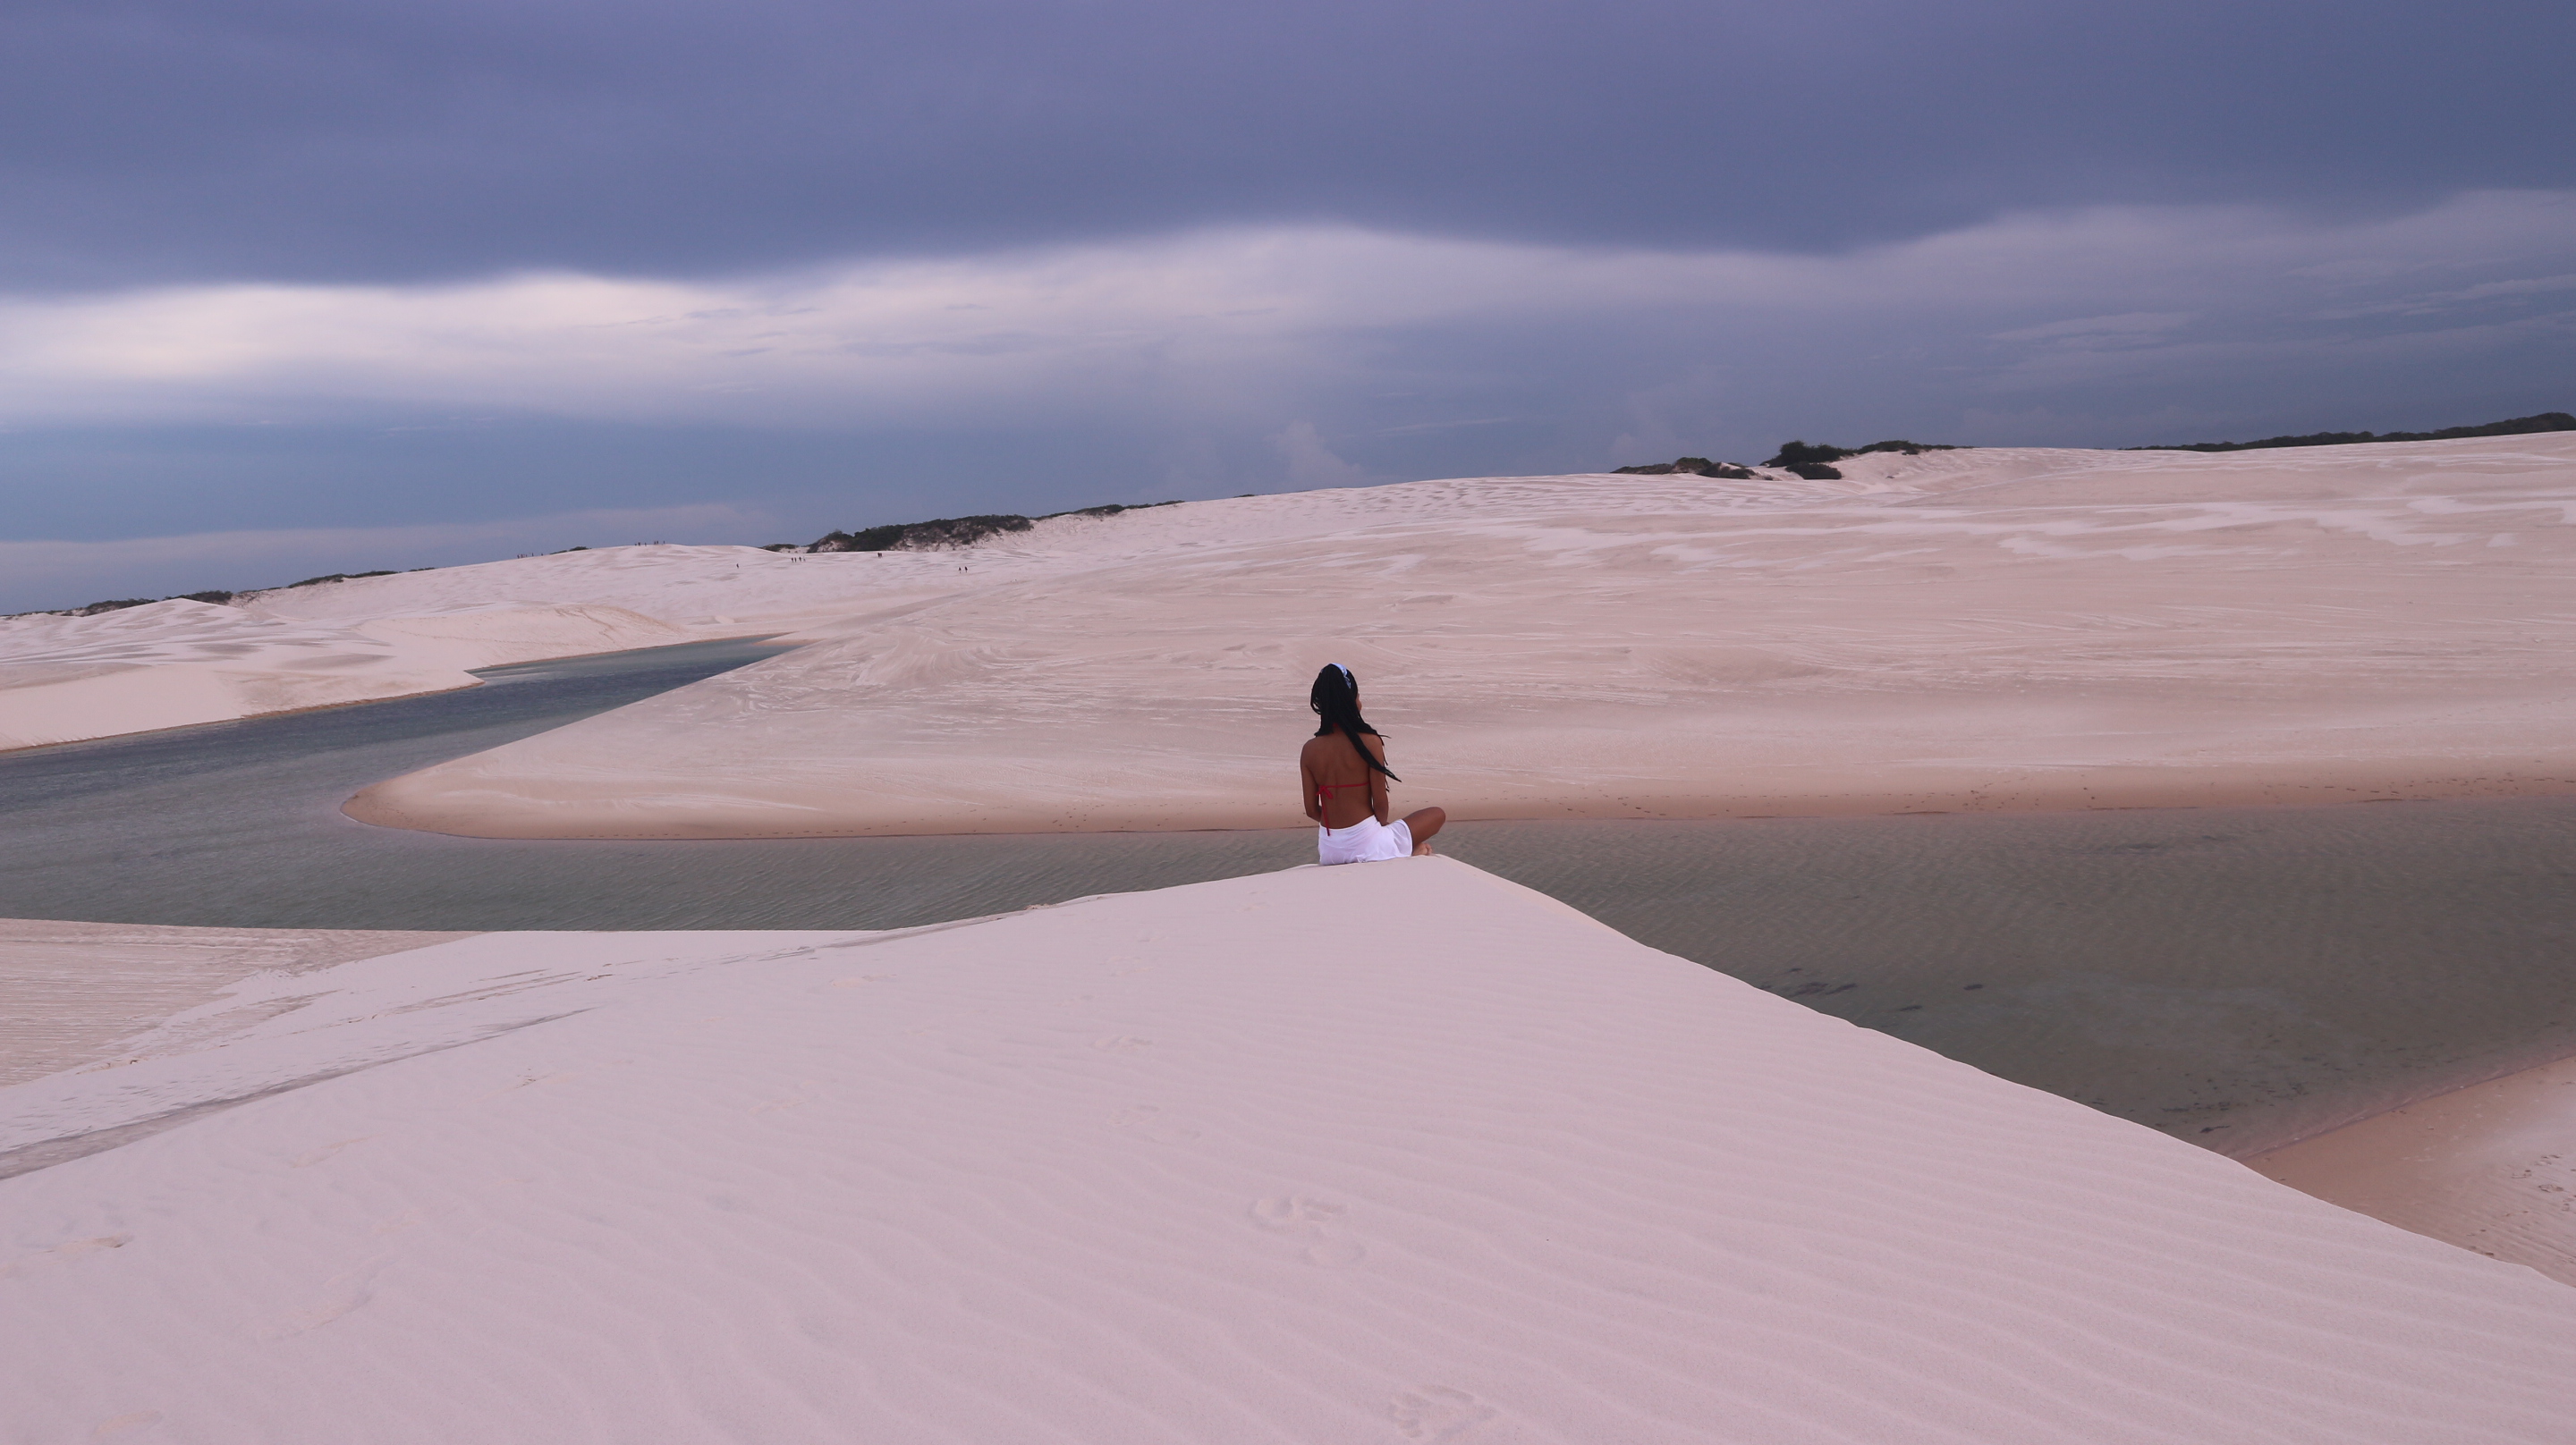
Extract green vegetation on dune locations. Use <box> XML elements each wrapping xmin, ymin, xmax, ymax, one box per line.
<box><xmin>1608</xmin><ymin>439</ymin><xmax>1962</xmax><ymax>483</ymax></box>
<box><xmin>19</xmin><ymin>503</ymin><xmax>1189</xmax><ymax>618</ymax></box>
<box><xmin>1611</xmin><ymin>457</ymin><xmax>1758</xmax><ymax>479</ymax></box>
<box><xmin>1766</xmin><ymin>439</ymin><xmax>1958</xmax><ymax>466</ymax></box>
<box><xmin>2135</xmin><ymin>410</ymin><xmax>2573</xmax><ymax>453</ymax></box>
<box><xmin>803</xmin><ymin>500</ymin><xmax>1183</xmax><ymax>553</ymax></box>
<box><xmin>55</xmin><ymin>588</ymin><xmax>238</xmax><ymax>618</ymax></box>
<box><xmin>809</xmin><ymin>513</ymin><xmax>1032</xmax><ymax>553</ymax></box>
<box><xmin>1617</xmin><ymin>439</ymin><xmax>1962</xmax><ymax>484</ymax></box>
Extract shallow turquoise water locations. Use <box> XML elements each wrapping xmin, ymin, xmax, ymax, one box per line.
<box><xmin>4</xmin><ymin>638</ymin><xmax>2572</xmax><ymax>1153</ymax></box>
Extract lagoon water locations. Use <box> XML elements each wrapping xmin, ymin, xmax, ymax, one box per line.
<box><xmin>4</xmin><ymin>637</ymin><xmax>2573</xmax><ymax>1153</ymax></box>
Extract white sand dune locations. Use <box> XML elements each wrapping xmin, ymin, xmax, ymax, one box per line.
<box><xmin>6</xmin><ymin>860</ymin><xmax>2574</xmax><ymax>1442</ymax></box>
<box><xmin>2250</xmin><ymin>1052</ymin><xmax>2576</xmax><ymax>1289</ymax></box>
<box><xmin>241</xmin><ymin>540</ymin><xmax>992</xmax><ymax>638</ymax></box>
<box><xmin>0</xmin><ymin>917</ymin><xmax>478</xmax><ymax>1089</ymax></box>
<box><xmin>0</xmin><ymin>595</ymin><xmax>697</xmax><ymax>750</ymax></box>
<box><xmin>0</xmin><ymin>531</ymin><xmax>1195</xmax><ymax>749</ymax></box>
<box><xmin>343</xmin><ymin>435</ymin><xmax>2576</xmax><ymax>838</ymax></box>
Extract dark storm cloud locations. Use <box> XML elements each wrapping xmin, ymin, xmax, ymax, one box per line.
<box><xmin>6</xmin><ymin>187</ymin><xmax>2572</xmax><ymax>614</ymax></box>
<box><xmin>6</xmin><ymin>1</ymin><xmax>2573</xmax><ymax>613</ymax></box>
<box><xmin>5</xmin><ymin>0</ymin><xmax>2572</xmax><ymax>289</ymax></box>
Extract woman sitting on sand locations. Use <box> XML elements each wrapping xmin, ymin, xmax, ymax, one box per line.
<box><xmin>1302</xmin><ymin>663</ymin><xmax>1445</xmax><ymax>864</ymax></box>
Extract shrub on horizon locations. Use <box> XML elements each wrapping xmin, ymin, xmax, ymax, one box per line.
<box><xmin>1612</xmin><ymin>457</ymin><xmax>1758</xmax><ymax>478</ymax></box>
<box><xmin>806</xmin><ymin>501</ymin><xmax>1181</xmax><ymax>553</ymax></box>
<box><xmin>1765</xmin><ymin>439</ymin><xmax>1957</xmax><ymax>469</ymax></box>
<box><xmin>2133</xmin><ymin>410</ymin><xmax>2575</xmax><ymax>453</ymax></box>
<box><xmin>1767</xmin><ymin>440</ymin><xmax>1850</xmax><ymax>468</ymax></box>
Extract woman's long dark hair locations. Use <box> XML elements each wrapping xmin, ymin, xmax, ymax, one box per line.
<box><xmin>1309</xmin><ymin>663</ymin><xmax>1399</xmax><ymax>781</ymax></box>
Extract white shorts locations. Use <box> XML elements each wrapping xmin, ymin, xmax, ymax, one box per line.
<box><xmin>1318</xmin><ymin>815</ymin><xmax>1413</xmax><ymax>865</ymax></box>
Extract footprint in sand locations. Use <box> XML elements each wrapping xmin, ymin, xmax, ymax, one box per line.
<box><xmin>258</xmin><ymin>1259</ymin><xmax>386</xmax><ymax>1340</ymax></box>
<box><xmin>90</xmin><ymin>1410</ymin><xmax>163</xmax><ymax>1441</ymax></box>
<box><xmin>0</xmin><ymin>1233</ymin><xmax>131</xmax><ymax>1280</ymax></box>
<box><xmin>750</xmin><ymin>1080</ymin><xmax>826</xmax><ymax>1115</ymax></box>
<box><xmin>1251</xmin><ymin>1196</ymin><xmax>1343</xmax><ymax>1230</ymax></box>
<box><xmin>1093</xmin><ymin>1035</ymin><xmax>1152</xmax><ymax>1052</ymax></box>
<box><xmin>482</xmin><ymin>1070</ymin><xmax>576</xmax><ymax>1100</ymax></box>
<box><xmin>291</xmin><ymin>1136</ymin><xmax>376</xmax><ymax>1168</ymax></box>
<box><xmin>1389</xmin><ymin>1386</ymin><xmax>1497</xmax><ymax>1441</ymax></box>
<box><xmin>1106</xmin><ymin>1105</ymin><xmax>1201</xmax><ymax>1144</ymax></box>
<box><xmin>1304</xmin><ymin>1238</ymin><xmax>1366</xmax><ymax>1266</ymax></box>
<box><xmin>1250</xmin><ymin>1196</ymin><xmax>1368</xmax><ymax>1266</ymax></box>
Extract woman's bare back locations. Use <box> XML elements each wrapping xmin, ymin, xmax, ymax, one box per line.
<box><xmin>1301</xmin><ymin>729</ymin><xmax>1388</xmax><ymax>830</ymax></box>
<box><xmin>1300</xmin><ymin>665</ymin><xmax>1446</xmax><ymax>858</ymax></box>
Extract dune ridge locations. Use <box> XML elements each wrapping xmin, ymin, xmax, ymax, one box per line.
<box><xmin>343</xmin><ymin>435</ymin><xmax>2576</xmax><ymax>837</ymax></box>
<box><xmin>0</xmin><ymin>596</ymin><xmax>697</xmax><ymax>751</ymax></box>
<box><xmin>0</xmin><ymin>918</ymin><xmax>479</xmax><ymax>1091</ymax></box>
<box><xmin>7</xmin><ymin>859</ymin><xmax>2576</xmax><ymax>1441</ymax></box>
<box><xmin>2250</xmin><ymin>1052</ymin><xmax>2576</xmax><ymax>1286</ymax></box>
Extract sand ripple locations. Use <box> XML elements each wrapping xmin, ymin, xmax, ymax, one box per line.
<box><xmin>6</xmin><ymin>860</ymin><xmax>2574</xmax><ymax>1441</ymax></box>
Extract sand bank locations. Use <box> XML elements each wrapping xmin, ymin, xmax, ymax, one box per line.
<box><xmin>2250</xmin><ymin>1052</ymin><xmax>2576</xmax><ymax>1288</ymax></box>
<box><xmin>5</xmin><ymin>860</ymin><xmax>2574</xmax><ymax>1441</ymax></box>
<box><xmin>0</xmin><ymin>918</ymin><xmax>477</xmax><ymax>1090</ymax></box>
<box><xmin>342</xmin><ymin>435</ymin><xmax>2576</xmax><ymax>838</ymax></box>
<box><xmin>0</xmin><ymin>596</ymin><xmax>699</xmax><ymax>751</ymax></box>
<box><xmin>0</xmin><ymin>529</ymin><xmax>1209</xmax><ymax>750</ymax></box>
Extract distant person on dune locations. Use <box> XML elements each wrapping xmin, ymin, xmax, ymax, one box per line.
<box><xmin>1301</xmin><ymin>663</ymin><xmax>1445</xmax><ymax>864</ymax></box>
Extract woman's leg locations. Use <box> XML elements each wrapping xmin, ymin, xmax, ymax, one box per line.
<box><xmin>1403</xmin><ymin>807</ymin><xmax>1445</xmax><ymax>856</ymax></box>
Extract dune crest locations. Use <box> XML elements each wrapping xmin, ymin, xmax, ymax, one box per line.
<box><xmin>343</xmin><ymin>435</ymin><xmax>2576</xmax><ymax>837</ymax></box>
<box><xmin>0</xmin><ymin>596</ymin><xmax>695</xmax><ymax>750</ymax></box>
<box><xmin>9</xmin><ymin>860</ymin><xmax>2576</xmax><ymax>1440</ymax></box>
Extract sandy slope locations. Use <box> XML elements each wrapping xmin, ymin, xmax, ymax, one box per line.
<box><xmin>0</xmin><ymin>918</ymin><xmax>477</xmax><ymax>1089</ymax></box>
<box><xmin>2250</xmin><ymin>1053</ymin><xmax>2576</xmax><ymax>1288</ymax></box>
<box><xmin>0</xmin><ymin>595</ymin><xmax>697</xmax><ymax>750</ymax></box>
<box><xmin>4</xmin><ymin>860</ymin><xmax>2573</xmax><ymax>1443</ymax></box>
<box><xmin>241</xmin><ymin>540</ymin><xmax>989</xmax><ymax>637</ymax></box>
<box><xmin>0</xmin><ymin>528</ymin><xmax>1199</xmax><ymax>750</ymax></box>
<box><xmin>346</xmin><ymin>435</ymin><xmax>2576</xmax><ymax>837</ymax></box>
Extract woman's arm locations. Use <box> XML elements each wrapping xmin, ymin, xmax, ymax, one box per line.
<box><xmin>1299</xmin><ymin>750</ymin><xmax>1324</xmax><ymax>824</ymax></box>
<box><xmin>1365</xmin><ymin>734</ymin><xmax>1391</xmax><ymax>824</ymax></box>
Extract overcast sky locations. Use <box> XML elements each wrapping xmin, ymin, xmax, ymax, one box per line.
<box><xmin>5</xmin><ymin>0</ymin><xmax>2573</xmax><ymax>610</ymax></box>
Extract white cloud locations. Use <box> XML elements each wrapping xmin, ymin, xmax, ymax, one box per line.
<box><xmin>0</xmin><ymin>190</ymin><xmax>2568</xmax><ymax>435</ymax></box>
<box><xmin>2313</xmin><ymin>272</ymin><xmax>2576</xmax><ymax>320</ymax></box>
<box><xmin>1272</xmin><ymin>420</ymin><xmax>1372</xmax><ymax>490</ymax></box>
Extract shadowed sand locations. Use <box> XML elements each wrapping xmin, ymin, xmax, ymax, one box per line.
<box><xmin>0</xmin><ymin>598</ymin><xmax>699</xmax><ymax>750</ymax></box>
<box><xmin>327</xmin><ymin>435</ymin><xmax>2576</xmax><ymax>838</ymax></box>
<box><xmin>0</xmin><ymin>918</ymin><xmax>478</xmax><ymax>1087</ymax></box>
<box><xmin>7</xmin><ymin>860</ymin><xmax>2575</xmax><ymax>1441</ymax></box>
<box><xmin>2250</xmin><ymin>1052</ymin><xmax>2576</xmax><ymax>1287</ymax></box>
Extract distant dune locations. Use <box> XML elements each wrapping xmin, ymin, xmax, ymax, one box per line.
<box><xmin>310</xmin><ymin>433</ymin><xmax>2576</xmax><ymax>837</ymax></box>
<box><xmin>0</xmin><ymin>596</ymin><xmax>698</xmax><ymax>751</ymax></box>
